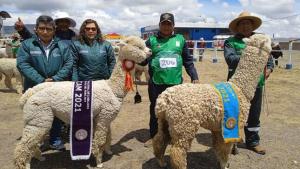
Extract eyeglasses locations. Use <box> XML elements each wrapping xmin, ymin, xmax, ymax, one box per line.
<box><xmin>85</xmin><ymin>27</ymin><xmax>97</xmax><ymax>32</ymax></box>
<box><xmin>37</xmin><ymin>27</ymin><xmax>54</xmax><ymax>32</ymax></box>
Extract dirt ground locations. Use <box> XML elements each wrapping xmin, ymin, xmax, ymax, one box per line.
<box><xmin>0</xmin><ymin>50</ymin><xmax>299</xmax><ymax>169</ymax></box>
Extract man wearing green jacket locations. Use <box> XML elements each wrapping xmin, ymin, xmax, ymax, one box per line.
<box><xmin>71</xmin><ymin>19</ymin><xmax>115</xmax><ymax>81</ymax></box>
<box><xmin>17</xmin><ymin>15</ymin><xmax>73</xmax><ymax>150</ymax></box>
<box><xmin>224</xmin><ymin>11</ymin><xmax>274</xmax><ymax>155</ymax></box>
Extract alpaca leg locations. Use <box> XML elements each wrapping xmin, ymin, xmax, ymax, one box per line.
<box><xmin>14</xmin><ymin>121</ymin><xmax>52</xmax><ymax>169</ymax></box>
<box><xmin>14</xmin><ymin>103</ymin><xmax>53</xmax><ymax>169</ymax></box>
<box><xmin>211</xmin><ymin>131</ymin><xmax>233</xmax><ymax>169</ymax></box>
<box><xmin>169</xmin><ymin>144</ymin><xmax>188</xmax><ymax>169</ymax></box>
<box><xmin>32</xmin><ymin>144</ymin><xmax>46</xmax><ymax>161</ymax></box>
<box><xmin>15</xmin><ymin>72</ymin><xmax>23</xmax><ymax>94</ymax></box>
<box><xmin>4</xmin><ymin>74</ymin><xmax>13</xmax><ymax>89</ymax></box>
<box><xmin>153</xmin><ymin>119</ymin><xmax>170</xmax><ymax>167</ymax></box>
<box><xmin>92</xmin><ymin>118</ymin><xmax>109</xmax><ymax>168</ymax></box>
<box><xmin>104</xmin><ymin>125</ymin><xmax>112</xmax><ymax>155</ymax></box>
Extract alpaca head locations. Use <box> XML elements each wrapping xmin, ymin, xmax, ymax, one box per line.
<box><xmin>243</xmin><ymin>34</ymin><xmax>272</xmax><ymax>55</ymax></box>
<box><xmin>118</xmin><ymin>36</ymin><xmax>151</xmax><ymax>64</ymax></box>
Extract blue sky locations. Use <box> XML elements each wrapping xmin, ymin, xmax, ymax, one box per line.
<box><xmin>1</xmin><ymin>0</ymin><xmax>299</xmax><ymax>37</ymax></box>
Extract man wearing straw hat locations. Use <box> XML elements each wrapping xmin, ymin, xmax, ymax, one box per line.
<box><xmin>15</xmin><ymin>16</ymin><xmax>76</xmax><ymax>41</ymax></box>
<box><xmin>224</xmin><ymin>11</ymin><xmax>274</xmax><ymax>155</ymax></box>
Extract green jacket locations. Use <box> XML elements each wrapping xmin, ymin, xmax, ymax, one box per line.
<box><xmin>17</xmin><ymin>35</ymin><xmax>73</xmax><ymax>91</ymax></box>
<box><xmin>71</xmin><ymin>40</ymin><xmax>116</xmax><ymax>81</ymax></box>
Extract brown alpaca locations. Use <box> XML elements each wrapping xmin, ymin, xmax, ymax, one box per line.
<box><xmin>152</xmin><ymin>34</ymin><xmax>272</xmax><ymax>169</ymax></box>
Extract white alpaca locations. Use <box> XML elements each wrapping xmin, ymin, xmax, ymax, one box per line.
<box><xmin>135</xmin><ymin>64</ymin><xmax>149</xmax><ymax>82</ymax></box>
<box><xmin>0</xmin><ymin>58</ymin><xmax>23</xmax><ymax>94</ymax></box>
<box><xmin>152</xmin><ymin>34</ymin><xmax>272</xmax><ymax>169</ymax></box>
<box><xmin>14</xmin><ymin>36</ymin><xmax>150</xmax><ymax>169</ymax></box>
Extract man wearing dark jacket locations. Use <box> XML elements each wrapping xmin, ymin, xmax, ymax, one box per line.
<box><xmin>141</xmin><ymin>13</ymin><xmax>199</xmax><ymax>146</ymax></box>
<box><xmin>17</xmin><ymin>15</ymin><xmax>73</xmax><ymax>151</ymax></box>
<box><xmin>224</xmin><ymin>11</ymin><xmax>274</xmax><ymax>155</ymax></box>
<box><xmin>271</xmin><ymin>42</ymin><xmax>283</xmax><ymax>66</ymax></box>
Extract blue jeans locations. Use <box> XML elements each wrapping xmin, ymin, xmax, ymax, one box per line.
<box><xmin>244</xmin><ymin>87</ymin><xmax>263</xmax><ymax>147</ymax></box>
<box><xmin>49</xmin><ymin>117</ymin><xmax>63</xmax><ymax>145</ymax></box>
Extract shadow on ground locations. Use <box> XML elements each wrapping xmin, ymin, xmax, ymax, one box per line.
<box><xmin>142</xmin><ymin>148</ymin><xmax>219</xmax><ymax>169</ymax></box>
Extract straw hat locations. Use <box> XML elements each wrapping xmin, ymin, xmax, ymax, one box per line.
<box><xmin>229</xmin><ymin>11</ymin><xmax>262</xmax><ymax>33</ymax></box>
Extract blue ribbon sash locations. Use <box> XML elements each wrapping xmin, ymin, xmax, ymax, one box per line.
<box><xmin>213</xmin><ymin>82</ymin><xmax>242</xmax><ymax>143</ymax></box>
<box><xmin>70</xmin><ymin>81</ymin><xmax>93</xmax><ymax>160</ymax></box>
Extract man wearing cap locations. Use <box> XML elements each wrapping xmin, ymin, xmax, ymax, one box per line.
<box><xmin>140</xmin><ymin>12</ymin><xmax>199</xmax><ymax>146</ymax></box>
<box><xmin>15</xmin><ymin>17</ymin><xmax>76</xmax><ymax>41</ymax></box>
<box><xmin>224</xmin><ymin>11</ymin><xmax>274</xmax><ymax>155</ymax></box>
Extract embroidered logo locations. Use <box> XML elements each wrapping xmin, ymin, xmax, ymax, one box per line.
<box><xmin>163</xmin><ymin>13</ymin><xmax>171</xmax><ymax>19</ymax></box>
<box><xmin>79</xmin><ymin>50</ymin><xmax>89</xmax><ymax>54</ymax></box>
<box><xmin>226</xmin><ymin>117</ymin><xmax>237</xmax><ymax>129</ymax></box>
<box><xmin>75</xmin><ymin>129</ymin><xmax>88</xmax><ymax>140</ymax></box>
<box><xmin>30</xmin><ymin>51</ymin><xmax>42</xmax><ymax>55</ymax></box>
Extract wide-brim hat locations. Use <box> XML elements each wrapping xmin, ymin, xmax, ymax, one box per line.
<box><xmin>54</xmin><ymin>17</ymin><xmax>76</xmax><ymax>27</ymax></box>
<box><xmin>229</xmin><ymin>11</ymin><xmax>262</xmax><ymax>33</ymax></box>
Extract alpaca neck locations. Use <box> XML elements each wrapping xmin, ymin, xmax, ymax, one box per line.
<box><xmin>108</xmin><ymin>61</ymin><xmax>130</xmax><ymax>100</ymax></box>
<box><xmin>229</xmin><ymin>46</ymin><xmax>267</xmax><ymax>101</ymax></box>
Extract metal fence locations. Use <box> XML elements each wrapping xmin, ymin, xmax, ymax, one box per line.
<box><xmin>186</xmin><ymin>39</ymin><xmax>300</xmax><ymax>69</ymax></box>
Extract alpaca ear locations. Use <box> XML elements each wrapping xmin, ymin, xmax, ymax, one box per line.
<box><xmin>117</xmin><ymin>41</ymin><xmax>126</xmax><ymax>48</ymax></box>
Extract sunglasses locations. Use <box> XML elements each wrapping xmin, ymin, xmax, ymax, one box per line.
<box><xmin>37</xmin><ymin>27</ymin><xmax>54</xmax><ymax>32</ymax></box>
<box><xmin>85</xmin><ymin>27</ymin><xmax>97</xmax><ymax>32</ymax></box>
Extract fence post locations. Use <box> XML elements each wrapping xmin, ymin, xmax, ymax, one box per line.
<box><xmin>286</xmin><ymin>41</ymin><xmax>293</xmax><ymax>69</ymax></box>
<box><xmin>212</xmin><ymin>41</ymin><xmax>218</xmax><ymax>63</ymax></box>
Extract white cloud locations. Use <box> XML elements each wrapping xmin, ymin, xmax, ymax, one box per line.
<box><xmin>1</xmin><ymin>0</ymin><xmax>299</xmax><ymax>37</ymax></box>
<box><xmin>239</xmin><ymin>0</ymin><xmax>295</xmax><ymax>17</ymax></box>
<box><xmin>222</xmin><ymin>2</ymin><xmax>229</xmax><ymax>8</ymax></box>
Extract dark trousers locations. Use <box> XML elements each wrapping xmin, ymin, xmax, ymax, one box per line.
<box><xmin>244</xmin><ymin>87</ymin><xmax>263</xmax><ymax>147</ymax></box>
<box><xmin>148</xmin><ymin>80</ymin><xmax>173</xmax><ymax>138</ymax></box>
<box><xmin>274</xmin><ymin>59</ymin><xmax>279</xmax><ymax>66</ymax></box>
<box><xmin>49</xmin><ymin>117</ymin><xmax>63</xmax><ymax>144</ymax></box>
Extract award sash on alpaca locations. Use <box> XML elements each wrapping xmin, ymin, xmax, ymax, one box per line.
<box><xmin>213</xmin><ymin>82</ymin><xmax>242</xmax><ymax>143</ymax></box>
<box><xmin>71</xmin><ymin>81</ymin><xmax>93</xmax><ymax>160</ymax></box>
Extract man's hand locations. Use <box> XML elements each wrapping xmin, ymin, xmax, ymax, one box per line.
<box><xmin>45</xmin><ymin>78</ymin><xmax>53</xmax><ymax>82</ymax></box>
<box><xmin>15</xmin><ymin>17</ymin><xmax>25</xmax><ymax>31</ymax></box>
<box><xmin>265</xmin><ymin>69</ymin><xmax>272</xmax><ymax>80</ymax></box>
<box><xmin>192</xmin><ymin>80</ymin><xmax>200</xmax><ymax>84</ymax></box>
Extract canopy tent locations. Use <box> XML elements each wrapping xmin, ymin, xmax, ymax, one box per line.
<box><xmin>104</xmin><ymin>33</ymin><xmax>122</xmax><ymax>40</ymax></box>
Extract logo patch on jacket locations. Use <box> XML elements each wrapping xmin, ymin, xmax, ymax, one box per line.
<box><xmin>79</xmin><ymin>50</ymin><xmax>89</xmax><ymax>54</ymax></box>
<box><xmin>30</xmin><ymin>51</ymin><xmax>42</xmax><ymax>55</ymax></box>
